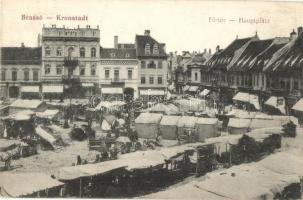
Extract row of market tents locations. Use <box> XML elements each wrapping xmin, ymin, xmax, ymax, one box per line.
<box><xmin>143</xmin><ymin>147</ymin><xmax>303</xmax><ymax>200</ymax></box>
<box><xmin>225</xmin><ymin>108</ymin><xmax>298</xmax><ymax>135</ymax></box>
<box><xmin>135</xmin><ymin>113</ymin><xmax>219</xmax><ymax>141</ymax></box>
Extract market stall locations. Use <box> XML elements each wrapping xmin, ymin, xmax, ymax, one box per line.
<box><xmin>159</xmin><ymin>115</ymin><xmax>180</xmax><ymax>140</ymax></box>
<box><xmin>135</xmin><ymin>113</ymin><xmax>163</xmax><ymax>139</ymax></box>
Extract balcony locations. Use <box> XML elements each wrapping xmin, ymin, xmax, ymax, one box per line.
<box><xmin>111</xmin><ymin>78</ymin><xmax>126</xmax><ymax>84</ymax></box>
<box><xmin>64</xmin><ymin>57</ymin><xmax>79</xmax><ymax>67</ymax></box>
<box><xmin>62</xmin><ymin>75</ymin><xmax>80</xmax><ymax>84</ymax></box>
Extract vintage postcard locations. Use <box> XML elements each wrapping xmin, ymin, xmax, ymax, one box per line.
<box><xmin>0</xmin><ymin>0</ymin><xmax>303</xmax><ymax>199</ymax></box>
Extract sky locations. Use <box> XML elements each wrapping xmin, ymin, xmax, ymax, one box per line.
<box><xmin>1</xmin><ymin>0</ymin><xmax>303</xmax><ymax>53</ymax></box>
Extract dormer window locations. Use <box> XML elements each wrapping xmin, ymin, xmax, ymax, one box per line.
<box><xmin>125</xmin><ymin>53</ymin><xmax>130</xmax><ymax>58</ymax></box>
<box><xmin>110</xmin><ymin>53</ymin><xmax>116</xmax><ymax>58</ymax></box>
<box><xmin>153</xmin><ymin>44</ymin><xmax>159</xmax><ymax>54</ymax></box>
<box><xmin>145</xmin><ymin>43</ymin><xmax>151</xmax><ymax>55</ymax></box>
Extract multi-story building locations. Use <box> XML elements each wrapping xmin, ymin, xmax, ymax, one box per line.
<box><xmin>205</xmin><ymin>35</ymin><xmax>258</xmax><ymax>103</ymax></box>
<box><xmin>135</xmin><ymin>30</ymin><xmax>168</xmax><ymax>101</ymax></box>
<box><xmin>0</xmin><ymin>44</ymin><xmax>41</xmax><ymax>99</ymax></box>
<box><xmin>99</xmin><ymin>38</ymin><xmax>139</xmax><ymax>100</ymax></box>
<box><xmin>201</xmin><ymin>27</ymin><xmax>303</xmax><ymax>112</ymax></box>
<box><xmin>41</xmin><ymin>25</ymin><xmax>100</xmax><ymax>98</ymax></box>
<box><xmin>173</xmin><ymin>51</ymin><xmax>194</xmax><ymax>94</ymax></box>
<box><xmin>264</xmin><ymin>27</ymin><xmax>303</xmax><ymax>108</ymax></box>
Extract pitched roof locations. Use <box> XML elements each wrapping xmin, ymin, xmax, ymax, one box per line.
<box><xmin>228</xmin><ymin>39</ymin><xmax>274</xmax><ymax>72</ymax></box>
<box><xmin>1</xmin><ymin>47</ymin><xmax>42</xmax><ymax>65</ymax></box>
<box><xmin>207</xmin><ymin>37</ymin><xmax>255</xmax><ymax>71</ymax></box>
<box><xmin>117</xmin><ymin>43</ymin><xmax>135</xmax><ymax>49</ymax></box>
<box><xmin>249</xmin><ymin>39</ymin><xmax>288</xmax><ymax>72</ymax></box>
<box><xmin>188</xmin><ymin>52</ymin><xmax>211</xmax><ymax>66</ymax></box>
<box><xmin>264</xmin><ymin>32</ymin><xmax>303</xmax><ymax>73</ymax></box>
<box><xmin>135</xmin><ymin>35</ymin><xmax>167</xmax><ymax>58</ymax></box>
<box><xmin>100</xmin><ymin>48</ymin><xmax>136</xmax><ymax>59</ymax></box>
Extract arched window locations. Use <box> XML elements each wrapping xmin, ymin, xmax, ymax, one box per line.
<box><xmin>153</xmin><ymin>44</ymin><xmax>159</xmax><ymax>54</ymax></box>
<box><xmin>23</xmin><ymin>69</ymin><xmax>29</xmax><ymax>81</ymax></box>
<box><xmin>80</xmin><ymin>47</ymin><xmax>85</xmax><ymax>58</ymax></box>
<box><xmin>56</xmin><ymin>47</ymin><xmax>62</xmax><ymax>56</ymax></box>
<box><xmin>12</xmin><ymin>70</ymin><xmax>18</xmax><ymax>81</ymax></box>
<box><xmin>33</xmin><ymin>71</ymin><xmax>39</xmax><ymax>81</ymax></box>
<box><xmin>91</xmin><ymin>47</ymin><xmax>96</xmax><ymax>57</ymax></box>
<box><xmin>145</xmin><ymin>43</ymin><xmax>151</xmax><ymax>55</ymax></box>
<box><xmin>45</xmin><ymin>46</ymin><xmax>51</xmax><ymax>56</ymax></box>
<box><xmin>68</xmin><ymin>47</ymin><xmax>74</xmax><ymax>57</ymax></box>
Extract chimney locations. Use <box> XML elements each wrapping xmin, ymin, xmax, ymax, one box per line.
<box><xmin>144</xmin><ymin>30</ymin><xmax>150</xmax><ymax>36</ymax></box>
<box><xmin>298</xmin><ymin>26</ymin><xmax>303</xmax><ymax>35</ymax></box>
<box><xmin>209</xmin><ymin>48</ymin><xmax>211</xmax><ymax>55</ymax></box>
<box><xmin>216</xmin><ymin>45</ymin><xmax>220</xmax><ymax>53</ymax></box>
<box><xmin>37</xmin><ymin>34</ymin><xmax>41</xmax><ymax>47</ymax></box>
<box><xmin>78</xmin><ymin>25</ymin><xmax>80</xmax><ymax>29</ymax></box>
<box><xmin>114</xmin><ymin>36</ymin><xmax>118</xmax><ymax>48</ymax></box>
<box><xmin>290</xmin><ymin>29</ymin><xmax>297</xmax><ymax>40</ymax></box>
<box><xmin>21</xmin><ymin>43</ymin><xmax>25</xmax><ymax>48</ymax></box>
<box><xmin>204</xmin><ymin>48</ymin><xmax>207</xmax><ymax>53</ymax></box>
<box><xmin>97</xmin><ymin>25</ymin><xmax>99</xmax><ymax>29</ymax></box>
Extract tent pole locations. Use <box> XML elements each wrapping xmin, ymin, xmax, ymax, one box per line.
<box><xmin>195</xmin><ymin>148</ymin><xmax>200</xmax><ymax>177</ymax></box>
<box><xmin>79</xmin><ymin>178</ymin><xmax>82</xmax><ymax>197</ymax></box>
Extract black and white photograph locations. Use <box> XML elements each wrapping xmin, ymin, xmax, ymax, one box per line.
<box><xmin>0</xmin><ymin>0</ymin><xmax>303</xmax><ymax>199</ymax></box>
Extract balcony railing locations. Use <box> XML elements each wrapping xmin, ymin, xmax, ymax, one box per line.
<box><xmin>62</xmin><ymin>75</ymin><xmax>80</xmax><ymax>82</ymax></box>
<box><xmin>111</xmin><ymin>78</ymin><xmax>126</xmax><ymax>83</ymax></box>
<box><xmin>64</xmin><ymin>57</ymin><xmax>79</xmax><ymax>67</ymax></box>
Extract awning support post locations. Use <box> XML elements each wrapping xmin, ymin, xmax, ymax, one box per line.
<box><xmin>79</xmin><ymin>178</ymin><xmax>82</xmax><ymax>197</ymax></box>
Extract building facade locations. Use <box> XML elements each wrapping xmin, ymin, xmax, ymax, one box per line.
<box><xmin>0</xmin><ymin>45</ymin><xmax>42</xmax><ymax>99</ymax></box>
<box><xmin>41</xmin><ymin>25</ymin><xmax>101</xmax><ymax>98</ymax></box>
<box><xmin>99</xmin><ymin>46</ymin><xmax>139</xmax><ymax>100</ymax></box>
<box><xmin>135</xmin><ymin>30</ymin><xmax>168</xmax><ymax>101</ymax></box>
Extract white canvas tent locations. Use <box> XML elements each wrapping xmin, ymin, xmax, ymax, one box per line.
<box><xmin>264</xmin><ymin>96</ymin><xmax>286</xmax><ymax>114</ymax></box>
<box><xmin>199</xmin><ymin>89</ymin><xmax>210</xmax><ymax>97</ymax></box>
<box><xmin>159</xmin><ymin>115</ymin><xmax>180</xmax><ymax>140</ymax></box>
<box><xmin>0</xmin><ymin>172</ymin><xmax>64</xmax><ymax>197</ymax></box>
<box><xmin>135</xmin><ymin>113</ymin><xmax>163</xmax><ymax>139</ymax></box>
<box><xmin>292</xmin><ymin>98</ymin><xmax>303</xmax><ymax>112</ymax></box>
<box><xmin>233</xmin><ymin>92</ymin><xmax>260</xmax><ymax>110</ymax></box>
<box><xmin>9</xmin><ymin>99</ymin><xmax>46</xmax><ymax>114</ymax></box>
<box><xmin>227</xmin><ymin>118</ymin><xmax>250</xmax><ymax>135</ymax></box>
<box><xmin>177</xmin><ymin>116</ymin><xmax>198</xmax><ymax>136</ymax></box>
<box><xmin>195</xmin><ymin>118</ymin><xmax>218</xmax><ymax>142</ymax></box>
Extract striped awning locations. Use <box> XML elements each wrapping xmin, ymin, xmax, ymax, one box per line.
<box><xmin>20</xmin><ymin>86</ymin><xmax>39</xmax><ymax>93</ymax></box>
<box><xmin>42</xmin><ymin>85</ymin><xmax>63</xmax><ymax>93</ymax></box>
<box><xmin>101</xmin><ymin>87</ymin><xmax>123</xmax><ymax>94</ymax></box>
